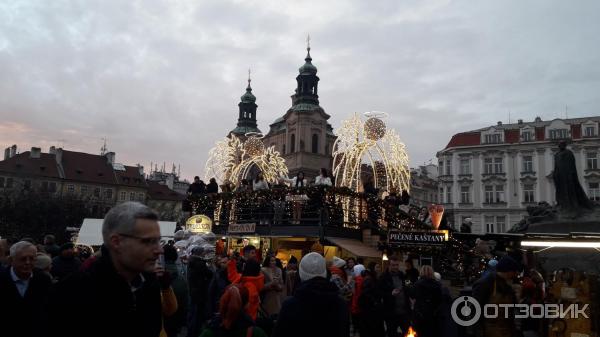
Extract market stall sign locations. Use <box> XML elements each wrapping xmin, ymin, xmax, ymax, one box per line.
<box><xmin>228</xmin><ymin>223</ymin><xmax>256</xmax><ymax>234</ymax></box>
<box><xmin>388</xmin><ymin>230</ymin><xmax>449</xmax><ymax>246</ymax></box>
<box><xmin>186</xmin><ymin>215</ymin><xmax>213</xmax><ymax>234</ymax></box>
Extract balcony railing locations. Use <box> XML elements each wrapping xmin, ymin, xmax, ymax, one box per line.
<box><xmin>184</xmin><ymin>186</ymin><xmax>430</xmax><ymax>232</ymax></box>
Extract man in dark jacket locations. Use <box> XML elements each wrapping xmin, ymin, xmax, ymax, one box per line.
<box><xmin>272</xmin><ymin>252</ymin><xmax>350</xmax><ymax>337</ymax></box>
<box><xmin>188</xmin><ymin>176</ymin><xmax>206</xmax><ymax>196</ymax></box>
<box><xmin>50</xmin><ymin>242</ymin><xmax>81</xmax><ymax>281</ymax></box>
<box><xmin>378</xmin><ymin>256</ymin><xmax>410</xmax><ymax>337</ymax></box>
<box><xmin>187</xmin><ymin>247</ymin><xmax>214</xmax><ymax>337</ymax></box>
<box><xmin>43</xmin><ymin>234</ymin><xmax>61</xmax><ymax>258</ymax></box>
<box><xmin>0</xmin><ymin>241</ymin><xmax>52</xmax><ymax>337</ymax></box>
<box><xmin>409</xmin><ymin>266</ymin><xmax>443</xmax><ymax>337</ymax></box>
<box><xmin>472</xmin><ymin>256</ymin><xmax>520</xmax><ymax>337</ymax></box>
<box><xmin>206</xmin><ymin>255</ymin><xmax>231</xmax><ymax>318</ymax></box>
<box><xmin>48</xmin><ymin>202</ymin><xmax>165</xmax><ymax>337</ymax></box>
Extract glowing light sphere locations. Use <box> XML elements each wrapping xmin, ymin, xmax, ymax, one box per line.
<box><xmin>243</xmin><ymin>137</ymin><xmax>265</xmax><ymax>157</ymax></box>
<box><xmin>364</xmin><ymin>117</ymin><xmax>386</xmax><ymax>141</ymax></box>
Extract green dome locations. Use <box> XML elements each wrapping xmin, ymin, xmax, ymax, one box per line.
<box><xmin>241</xmin><ymin>89</ymin><xmax>256</xmax><ymax>103</ymax></box>
<box><xmin>299</xmin><ymin>49</ymin><xmax>317</xmax><ymax>75</ymax></box>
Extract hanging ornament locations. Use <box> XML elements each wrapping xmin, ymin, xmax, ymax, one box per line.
<box><xmin>244</xmin><ymin>136</ymin><xmax>265</xmax><ymax>157</ymax></box>
<box><xmin>364</xmin><ymin>117</ymin><xmax>387</xmax><ymax>141</ymax></box>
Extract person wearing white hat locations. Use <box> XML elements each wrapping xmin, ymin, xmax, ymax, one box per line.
<box><xmin>272</xmin><ymin>252</ymin><xmax>350</xmax><ymax>337</ymax></box>
<box><xmin>329</xmin><ymin>256</ymin><xmax>352</xmax><ymax>302</ymax></box>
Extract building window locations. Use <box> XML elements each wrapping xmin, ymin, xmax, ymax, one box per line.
<box><xmin>550</xmin><ymin>129</ymin><xmax>568</xmax><ymax>140</ymax></box>
<box><xmin>460</xmin><ymin>186</ymin><xmax>470</xmax><ymax>203</ymax></box>
<box><xmin>484</xmin><ymin>134</ymin><xmax>502</xmax><ymax>144</ymax></box>
<box><xmin>80</xmin><ymin>185</ymin><xmax>88</xmax><ymax>195</ymax></box>
<box><xmin>104</xmin><ymin>189</ymin><xmax>113</xmax><ymax>200</ymax></box>
<box><xmin>67</xmin><ymin>184</ymin><xmax>75</xmax><ymax>194</ymax></box>
<box><xmin>282</xmin><ymin>144</ymin><xmax>286</xmax><ymax>155</ymax></box>
<box><xmin>483</xmin><ymin>158</ymin><xmax>493</xmax><ymax>174</ymax></box>
<box><xmin>585</xmin><ymin>126</ymin><xmax>596</xmax><ymax>137</ymax></box>
<box><xmin>138</xmin><ymin>193</ymin><xmax>144</xmax><ymax>201</ymax></box>
<box><xmin>311</xmin><ymin>134</ymin><xmax>319</xmax><ymax>154</ymax></box>
<box><xmin>494</xmin><ymin>157</ymin><xmax>503</xmax><ymax>173</ymax></box>
<box><xmin>460</xmin><ymin>159</ymin><xmax>470</xmax><ymax>175</ymax></box>
<box><xmin>439</xmin><ymin>188</ymin><xmax>444</xmax><ymax>203</ymax></box>
<box><xmin>522</xmin><ymin>131</ymin><xmax>533</xmax><ymax>142</ymax></box>
<box><xmin>49</xmin><ymin>182</ymin><xmax>57</xmax><ymax>193</ymax></box>
<box><xmin>94</xmin><ymin>188</ymin><xmax>101</xmax><ymax>198</ymax></box>
<box><xmin>6</xmin><ymin>178</ymin><xmax>13</xmax><ymax>188</ymax></box>
<box><xmin>523</xmin><ymin>184</ymin><xmax>535</xmax><ymax>203</ymax></box>
<box><xmin>23</xmin><ymin>180</ymin><xmax>31</xmax><ymax>190</ymax></box>
<box><xmin>438</xmin><ymin>161</ymin><xmax>444</xmax><ymax>175</ymax></box>
<box><xmin>129</xmin><ymin>192</ymin><xmax>135</xmax><ymax>201</ymax></box>
<box><xmin>445</xmin><ymin>160</ymin><xmax>451</xmax><ymax>175</ymax></box>
<box><xmin>290</xmin><ymin>134</ymin><xmax>295</xmax><ymax>153</ymax></box>
<box><xmin>41</xmin><ymin>181</ymin><xmax>48</xmax><ymax>191</ymax></box>
<box><xmin>120</xmin><ymin>191</ymin><xmax>127</xmax><ymax>201</ymax></box>
<box><xmin>589</xmin><ymin>182</ymin><xmax>600</xmax><ymax>201</ymax></box>
<box><xmin>446</xmin><ymin>186</ymin><xmax>452</xmax><ymax>203</ymax></box>
<box><xmin>587</xmin><ymin>152</ymin><xmax>598</xmax><ymax>170</ymax></box>
<box><xmin>522</xmin><ymin>156</ymin><xmax>533</xmax><ymax>172</ymax></box>
<box><xmin>0</xmin><ymin>177</ymin><xmax>4</xmax><ymax>187</ymax></box>
<box><xmin>485</xmin><ymin>216</ymin><xmax>495</xmax><ymax>233</ymax></box>
<box><xmin>495</xmin><ymin>185</ymin><xmax>505</xmax><ymax>202</ymax></box>
<box><xmin>484</xmin><ymin>185</ymin><xmax>494</xmax><ymax>203</ymax></box>
<box><xmin>496</xmin><ymin>216</ymin><xmax>506</xmax><ymax>233</ymax></box>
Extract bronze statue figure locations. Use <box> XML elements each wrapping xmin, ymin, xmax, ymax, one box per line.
<box><xmin>552</xmin><ymin>141</ymin><xmax>593</xmax><ymax>212</ymax></box>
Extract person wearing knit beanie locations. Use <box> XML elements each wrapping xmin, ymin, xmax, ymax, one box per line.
<box><xmin>299</xmin><ymin>252</ymin><xmax>327</xmax><ymax>281</ymax></box>
<box><xmin>352</xmin><ymin>264</ymin><xmax>365</xmax><ymax>277</ymax></box>
<box><xmin>332</xmin><ymin>256</ymin><xmax>346</xmax><ymax>269</ymax></box>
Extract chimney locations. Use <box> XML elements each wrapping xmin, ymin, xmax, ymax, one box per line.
<box><xmin>517</xmin><ymin>119</ymin><xmax>523</xmax><ymax>125</ymax></box>
<box><xmin>30</xmin><ymin>147</ymin><xmax>41</xmax><ymax>159</ymax></box>
<box><xmin>55</xmin><ymin>148</ymin><xmax>63</xmax><ymax>165</ymax></box>
<box><xmin>497</xmin><ymin>121</ymin><xmax>502</xmax><ymax>126</ymax></box>
<box><xmin>105</xmin><ymin>152</ymin><xmax>115</xmax><ymax>165</ymax></box>
<box><xmin>137</xmin><ymin>164</ymin><xmax>144</xmax><ymax>176</ymax></box>
<box><xmin>10</xmin><ymin>144</ymin><xmax>17</xmax><ymax>158</ymax></box>
<box><xmin>4</xmin><ymin>147</ymin><xmax>9</xmax><ymax>160</ymax></box>
<box><xmin>49</xmin><ymin>146</ymin><xmax>56</xmax><ymax>154</ymax></box>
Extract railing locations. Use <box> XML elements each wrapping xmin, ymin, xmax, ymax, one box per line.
<box><xmin>184</xmin><ymin>186</ymin><xmax>430</xmax><ymax>231</ymax></box>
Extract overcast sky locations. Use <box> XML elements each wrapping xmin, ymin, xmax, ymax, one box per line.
<box><xmin>1</xmin><ymin>0</ymin><xmax>599</xmax><ymax>181</ymax></box>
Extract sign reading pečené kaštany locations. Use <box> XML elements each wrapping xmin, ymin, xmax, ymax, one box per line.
<box><xmin>228</xmin><ymin>223</ymin><xmax>256</xmax><ymax>234</ymax></box>
<box><xmin>388</xmin><ymin>230</ymin><xmax>449</xmax><ymax>246</ymax></box>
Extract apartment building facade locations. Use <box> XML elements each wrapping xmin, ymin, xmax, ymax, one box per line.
<box><xmin>437</xmin><ymin>116</ymin><xmax>600</xmax><ymax>234</ymax></box>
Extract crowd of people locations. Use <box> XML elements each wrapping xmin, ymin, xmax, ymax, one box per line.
<box><xmin>0</xmin><ymin>199</ymin><xmax>549</xmax><ymax>337</ymax></box>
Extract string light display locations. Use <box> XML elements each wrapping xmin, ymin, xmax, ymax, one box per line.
<box><xmin>204</xmin><ymin>134</ymin><xmax>288</xmax><ymax>187</ymax></box>
<box><xmin>364</xmin><ymin>116</ymin><xmax>386</xmax><ymax>141</ymax></box>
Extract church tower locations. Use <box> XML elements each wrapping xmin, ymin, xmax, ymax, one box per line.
<box><xmin>230</xmin><ymin>71</ymin><xmax>261</xmax><ymax>137</ymax></box>
<box><xmin>262</xmin><ymin>38</ymin><xmax>336</xmax><ymax>178</ymax></box>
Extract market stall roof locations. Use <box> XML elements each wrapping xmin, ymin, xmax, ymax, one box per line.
<box><xmin>325</xmin><ymin>237</ymin><xmax>381</xmax><ymax>258</ymax></box>
<box><xmin>76</xmin><ymin>218</ymin><xmax>176</xmax><ymax>246</ymax></box>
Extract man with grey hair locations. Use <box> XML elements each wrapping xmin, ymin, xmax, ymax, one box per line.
<box><xmin>0</xmin><ymin>240</ymin><xmax>52</xmax><ymax>337</ymax></box>
<box><xmin>49</xmin><ymin>202</ymin><xmax>166</xmax><ymax>337</ymax></box>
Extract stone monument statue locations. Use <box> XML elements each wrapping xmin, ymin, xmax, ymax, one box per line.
<box><xmin>552</xmin><ymin>141</ymin><xmax>593</xmax><ymax>212</ymax></box>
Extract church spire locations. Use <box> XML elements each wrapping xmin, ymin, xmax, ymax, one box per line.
<box><xmin>231</xmin><ymin>70</ymin><xmax>261</xmax><ymax>137</ymax></box>
<box><xmin>293</xmin><ymin>36</ymin><xmax>320</xmax><ymax>106</ymax></box>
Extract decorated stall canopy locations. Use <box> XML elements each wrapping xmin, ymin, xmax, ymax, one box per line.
<box><xmin>76</xmin><ymin>218</ymin><xmax>176</xmax><ymax>246</ymax></box>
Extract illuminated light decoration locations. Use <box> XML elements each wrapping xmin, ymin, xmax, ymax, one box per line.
<box><xmin>521</xmin><ymin>241</ymin><xmax>600</xmax><ymax>248</ymax></box>
<box><xmin>204</xmin><ymin>134</ymin><xmax>288</xmax><ymax>187</ymax></box>
<box><xmin>185</xmin><ymin>214</ymin><xmax>213</xmax><ymax>234</ymax></box>
<box><xmin>332</xmin><ymin>112</ymin><xmax>410</xmax><ymax>225</ymax></box>
<box><xmin>364</xmin><ymin>116</ymin><xmax>386</xmax><ymax>141</ymax></box>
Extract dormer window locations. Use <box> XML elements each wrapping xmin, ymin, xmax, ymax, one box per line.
<box><xmin>520</xmin><ymin>127</ymin><xmax>534</xmax><ymax>142</ymax></box>
<box><xmin>549</xmin><ymin>129</ymin><xmax>569</xmax><ymax>140</ymax></box>
<box><xmin>484</xmin><ymin>134</ymin><xmax>502</xmax><ymax>144</ymax></box>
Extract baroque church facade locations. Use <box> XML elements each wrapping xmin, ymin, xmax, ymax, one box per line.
<box><xmin>229</xmin><ymin>45</ymin><xmax>336</xmax><ymax>178</ymax></box>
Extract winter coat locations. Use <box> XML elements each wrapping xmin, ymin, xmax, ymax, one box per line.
<box><xmin>47</xmin><ymin>245</ymin><xmax>163</xmax><ymax>337</ymax></box>
<box><xmin>227</xmin><ymin>259</ymin><xmax>265</xmax><ymax>321</ymax></box>
<box><xmin>378</xmin><ymin>270</ymin><xmax>409</xmax><ymax>317</ymax></box>
<box><xmin>410</xmin><ymin>278</ymin><xmax>443</xmax><ymax>337</ymax></box>
<box><xmin>164</xmin><ymin>262</ymin><xmax>188</xmax><ymax>336</ymax></box>
<box><xmin>272</xmin><ymin>277</ymin><xmax>350</xmax><ymax>337</ymax></box>
<box><xmin>358</xmin><ymin>276</ymin><xmax>385</xmax><ymax>337</ymax></box>
<box><xmin>207</xmin><ymin>268</ymin><xmax>231</xmax><ymax>318</ymax></box>
<box><xmin>200</xmin><ymin>314</ymin><xmax>268</xmax><ymax>337</ymax></box>
<box><xmin>329</xmin><ymin>266</ymin><xmax>352</xmax><ymax>301</ymax></box>
<box><xmin>50</xmin><ymin>255</ymin><xmax>81</xmax><ymax>280</ymax></box>
<box><xmin>351</xmin><ymin>275</ymin><xmax>364</xmax><ymax>314</ymax></box>
<box><xmin>0</xmin><ymin>268</ymin><xmax>52</xmax><ymax>337</ymax></box>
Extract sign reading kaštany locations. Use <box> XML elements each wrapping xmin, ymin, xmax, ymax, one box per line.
<box><xmin>388</xmin><ymin>230</ymin><xmax>448</xmax><ymax>246</ymax></box>
<box><xmin>228</xmin><ymin>223</ymin><xmax>256</xmax><ymax>234</ymax></box>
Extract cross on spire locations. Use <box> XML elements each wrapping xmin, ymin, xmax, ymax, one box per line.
<box><xmin>247</xmin><ymin>68</ymin><xmax>252</xmax><ymax>90</ymax></box>
<box><xmin>306</xmin><ymin>34</ymin><xmax>311</xmax><ymax>51</ymax></box>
